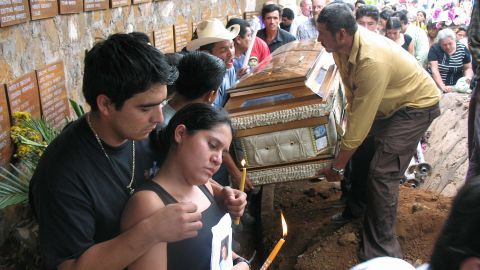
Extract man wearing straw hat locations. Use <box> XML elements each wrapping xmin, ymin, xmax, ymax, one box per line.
<box><xmin>186</xmin><ymin>19</ymin><xmax>240</xmax><ymax>108</ymax></box>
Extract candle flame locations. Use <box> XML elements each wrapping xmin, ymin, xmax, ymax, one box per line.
<box><xmin>241</xmin><ymin>159</ymin><xmax>246</xmax><ymax>167</ymax></box>
<box><xmin>281</xmin><ymin>212</ymin><xmax>287</xmax><ymax>237</ymax></box>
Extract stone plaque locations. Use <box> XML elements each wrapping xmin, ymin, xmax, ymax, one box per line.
<box><xmin>243</xmin><ymin>11</ymin><xmax>259</xmax><ymax>20</ymax></box>
<box><xmin>29</xmin><ymin>0</ymin><xmax>58</xmax><ymax>20</ymax></box>
<box><xmin>0</xmin><ymin>0</ymin><xmax>30</xmax><ymax>27</ymax></box>
<box><xmin>153</xmin><ymin>26</ymin><xmax>174</xmax><ymax>53</ymax></box>
<box><xmin>36</xmin><ymin>61</ymin><xmax>70</xmax><ymax>130</ymax></box>
<box><xmin>5</xmin><ymin>71</ymin><xmax>41</xmax><ymax>120</ymax></box>
<box><xmin>59</xmin><ymin>0</ymin><xmax>83</xmax><ymax>14</ymax></box>
<box><xmin>84</xmin><ymin>0</ymin><xmax>108</xmax><ymax>12</ymax></box>
<box><xmin>0</xmin><ymin>86</ymin><xmax>12</xmax><ymax>166</ymax></box>
<box><xmin>110</xmin><ymin>0</ymin><xmax>128</xmax><ymax>8</ymax></box>
<box><xmin>173</xmin><ymin>17</ymin><xmax>192</xmax><ymax>52</ymax></box>
<box><xmin>131</xmin><ymin>0</ymin><xmax>148</xmax><ymax>5</ymax></box>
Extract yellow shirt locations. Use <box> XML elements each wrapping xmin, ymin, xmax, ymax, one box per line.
<box><xmin>334</xmin><ymin>28</ymin><xmax>440</xmax><ymax>150</ymax></box>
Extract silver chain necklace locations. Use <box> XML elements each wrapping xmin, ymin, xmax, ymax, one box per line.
<box><xmin>86</xmin><ymin>113</ymin><xmax>136</xmax><ymax>195</ymax></box>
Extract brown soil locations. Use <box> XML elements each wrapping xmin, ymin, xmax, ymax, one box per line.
<box><xmin>241</xmin><ymin>179</ymin><xmax>452</xmax><ymax>270</ymax></box>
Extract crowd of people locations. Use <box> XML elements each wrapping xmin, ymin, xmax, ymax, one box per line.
<box><xmin>26</xmin><ymin>0</ymin><xmax>480</xmax><ymax>270</ymax></box>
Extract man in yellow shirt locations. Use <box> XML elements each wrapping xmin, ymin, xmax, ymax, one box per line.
<box><xmin>317</xmin><ymin>3</ymin><xmax>440</xmax><ymax>261</ymax></box>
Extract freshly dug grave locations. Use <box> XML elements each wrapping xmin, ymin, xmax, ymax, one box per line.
<box><xmin>244</xmin><ymin>180</ymin><xmax>452</xmax><ymax>270</ymax></box>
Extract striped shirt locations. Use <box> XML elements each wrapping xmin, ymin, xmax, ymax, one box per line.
<box><xmin>428</xmin><ymin>42</ymin><xmax>472</xmax><ymax>86</ymax></box>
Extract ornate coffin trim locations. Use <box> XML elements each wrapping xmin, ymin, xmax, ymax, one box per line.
<box><xmin>231</xmin><ymin>102</ymin><xmax>334</xmax><ymax>130</ymax></box>
<box><xmin>248</xmin><ymin>161</ymin><xmax>332</xmax><ymax>185</ymax></box>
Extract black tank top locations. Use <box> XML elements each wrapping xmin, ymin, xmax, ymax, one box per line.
<box><xmin>136</xmin><ymin>181</ymin><xmax>227</xmax><ymax>270</ymax></box>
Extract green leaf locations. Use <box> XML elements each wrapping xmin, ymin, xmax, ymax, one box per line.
<box><xmin>69</xmin><ymin>99</ymin><xmax>85</xmax><ymax>118</ymax></box>
<box><xmin>0</xmin><ymin>164</ymin><xmax>32</xmax><ymax>209</ymax></box>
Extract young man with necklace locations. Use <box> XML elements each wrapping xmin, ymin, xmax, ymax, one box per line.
<box><xmin>29</xmin><ymin>33</ymin><xmax>247</xmax><ymax>270</ymax></box>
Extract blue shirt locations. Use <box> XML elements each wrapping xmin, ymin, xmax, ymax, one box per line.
<box><xmin>213</xmin><ymin>67</ymin><xmax>236</xmax><ymax>108</ymax></box>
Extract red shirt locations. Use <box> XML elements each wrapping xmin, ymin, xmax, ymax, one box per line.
<box><xmin>251</xmin><ymin>36</ymin><xmax>270</xmax><ymax>64</ymax></box>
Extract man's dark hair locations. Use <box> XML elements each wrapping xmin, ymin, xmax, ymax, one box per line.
<box><xmin>317</xmin><ymin>3</ymin><xmax>358</xmax><ymax>35</ymax></box>
<box><xmin>355</xmin><ymin>0</ymin><xmax>365</xmax><ymax>7</ymax></box>
<box><xmin>282</xmin><ymin>7</ymin><xmax>294</xmax><ymax>20</ymax></box>
<box><xmin>199</xmin><ymin>43</ymin><xmax>215</xmax><ymax>52</ymax></box>
<box><xmin>392</xmin><ymin>10</ymin><xmax>408</xmax><ymax>25</ymax></box>
<box><xmin>83</xmin><ymin>33</ymin><xmax>177</xmax><ymax>111</ymax></box>
<box><xmin>380</xmin><ymin>9</ymin><xmax>394</xmax><ymax>21</ymax></box>
<box><xmin>261</xmin><ymin>4</ymin><xmax>282</xmax><ymax>21</ymax></box>
<box><xmin>226</xmin><ymin>18</ymin><xmax>251</xmax><ymax>38</ymax></box>
<box><xmin>386</xmin><ymin>17</ymin><xmax>401</xmax><ymax>30</ymax></box>
<box><xmin>128</xmin><ymin>31</ymin><xmax>151</xmax><ymax>44</ymax></box>
<box><xmin>156</xmin><ymin>103</ymin><xmax>233</xmax><ymax>163</ymax></box>
<box><xmin>174</xmin><ymin>51</ymin><xmax>226</xmax><ymax>100</ymax></box>
<box><xmin>355</xmin><ymin>5</ymin><xmax>379</xmax><ymax>22</ymax></box>
<box><xmin>429</xmin><ymin>179</ymin><xmax>480</xmax><ymax>270</ymax></box>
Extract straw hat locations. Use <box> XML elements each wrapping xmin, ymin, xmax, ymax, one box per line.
<box><xmin>186</xmin><ymin>19</ymin><xmax>240</xmax><ymax>51</ymax></box>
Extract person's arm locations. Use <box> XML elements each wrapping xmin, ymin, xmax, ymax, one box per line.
<box><xmin>464</xmin><ymin>62</ymin><xmax>474</xmax><ymax>84</ymax></box>
<box><xmin>321</xmin><ymin>58</ymin><xmax>391</xmax><ymax>179</ymax></box>
<box><xmin>210</xmin><ymin>181</ymin><xmax>247</xmax><ymax>218</ymax></box>
<box><xmin>322</xmin><ymin>148</ymin><xmax>356</xmax><ymax>182</ymax></box>
<box><xmin>232</xmin><ymin>252</ymin><xmax>250</xmax><ymax>270</ymax></box>
<box><xmin>429</xmin><ymin>61</ymin><xmax>450</xmax><ymax>92</ymax></box>
<box><xmin>58</xmin><ymin>201</ymin><xmax>202</xmax><ymax>270</ymax></box>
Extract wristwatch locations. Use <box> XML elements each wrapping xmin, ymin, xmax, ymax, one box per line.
<box><xmin>233</xmin><ymin>256</ymin><xmax>251</xmax><ymax>269</ymax></box>
<box><xmin>331</xmin><ymin>167</ymin><xmax>345</xmax><ymax>177</ymax></box>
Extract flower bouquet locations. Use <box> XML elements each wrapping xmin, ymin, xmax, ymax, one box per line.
<box><xmin>431</xmin><ymin>0</ymin><xmax>470</xmax><ymax>29</ymax></box>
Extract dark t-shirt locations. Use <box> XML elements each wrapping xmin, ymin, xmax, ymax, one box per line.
<box><xmin>29</xmin><ymin>116</ymin><xmax>160</xmax><ymax>269</ymax></box>
<box><xmin>428</xmin><ymin>41</ymin><xmax>472</xmax><ymax>86</ymax></box>
<box><xmin>136</xmin><ymin>181</ymin><xmax>226</xmax><ymax>270</ymax></box>
<box><xmin>257</xmin><ymin>27</ymin><xmax>296</xmax><ymax>53</ymax></box>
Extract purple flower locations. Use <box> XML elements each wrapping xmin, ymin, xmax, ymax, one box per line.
<box><xmin>448</xmin><ymin>9</ymin><xmax>456</xmax><ymax>20</ymax></box>
<box><xmin>433</xmin><ymin>8</ymin><xmax>441</xmax><ymax>19</ymax></box>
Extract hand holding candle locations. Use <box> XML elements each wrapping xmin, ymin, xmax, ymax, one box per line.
<box><xmin>260</xmin><ymin>212</ymin><xmax>288</xmax><ymax>270</ymax></box>
<box><xmin>234</xmin><ymin>159</ymin><xmax>247</xmax><ymax>225</ymax></box>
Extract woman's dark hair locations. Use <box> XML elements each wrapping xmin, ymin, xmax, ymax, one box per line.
<box><xmin>392</xmin><ymin>10</ymin><xmax>408</xmax><ymax>25</ymax></box>
<box><xmin>417</xmin><ymin>10</ymin><xmax>426</xmax><ymax>20</ymax></box>
<box><xmin>174</xmin><ymin>51</ymin><xmax>226</xmax><ymax>100</ymax></box>
<box><xmin>317</xmin><ymin>2</ymin><xmax>358</xmax><ymax>35</ymax></box>
<box><xmin>380</xmin><ymin>9</ymin><xmax>394</xmax><ymax>21</ymax></box>
<box><xmin>386</xmin><ymin>17</ymin><xmax>401</xmax><ymax>30</ymax></box>
<box><xmin>156</xmin><ymin>103</ymin><xmax>233</xmax><ymax>163</ymax></box>
<box><xmin>83</xmin><ymin>33</ymin><xmax>177</xmax><ymax>111</ymax></box>
<box><xmin>429</xmin><ymin>179</ymin><xmax>480</xmax><ymax>270</ymax></box>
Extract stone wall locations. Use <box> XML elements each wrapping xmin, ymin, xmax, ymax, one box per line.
<box><xmin>0</xmin><ymin>0</ymin><xmax>251</xmax><ymax>107</ymax></box>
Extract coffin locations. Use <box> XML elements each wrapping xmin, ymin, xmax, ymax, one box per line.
<box><xmin>225</xmin><ymin>40</ymin><xmax>346</xmax><ymax>185</ymax></box>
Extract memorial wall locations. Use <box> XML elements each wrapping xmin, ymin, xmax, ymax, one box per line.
<box><xmin>0</xmin><ymin>0</ymin><xmax>284</xmax><ymax>165</ymax></box>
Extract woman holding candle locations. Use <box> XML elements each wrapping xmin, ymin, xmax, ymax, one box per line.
<box><xmin>121</xmin><ymin>103</ymin><xmax>250</xmax><ymax>270</ymax></box>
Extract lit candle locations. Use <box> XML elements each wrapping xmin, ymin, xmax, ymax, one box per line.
<box><xmin>234</xmin><ymin>159</ymin><xmax>247</xmax><ymax>225</ymax></box>
<box><xmin>260</xmin><ymin>212</ymin><xmax>288</xmax><ymax>270</ymax></box>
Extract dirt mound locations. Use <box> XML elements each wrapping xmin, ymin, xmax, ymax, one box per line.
<box><xmin>256</xmin><ymin>180</ymin><xmax>451</xmax><ymax>270</ymax></box>
<box><xmin>423</xmin><ymin>92</ymin><xmax>470</xmax><ymax>197</ymax></box>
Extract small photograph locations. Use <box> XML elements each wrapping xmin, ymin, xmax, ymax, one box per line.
<box><xmin>219</xmin><ymin>235</ymin><xmax>230</xmax><ymax>270</ymax></box>
<box><xmin>312</xmin><ymin>125</ymin><xmax>328</xmax><ymax>151</ymax></box>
